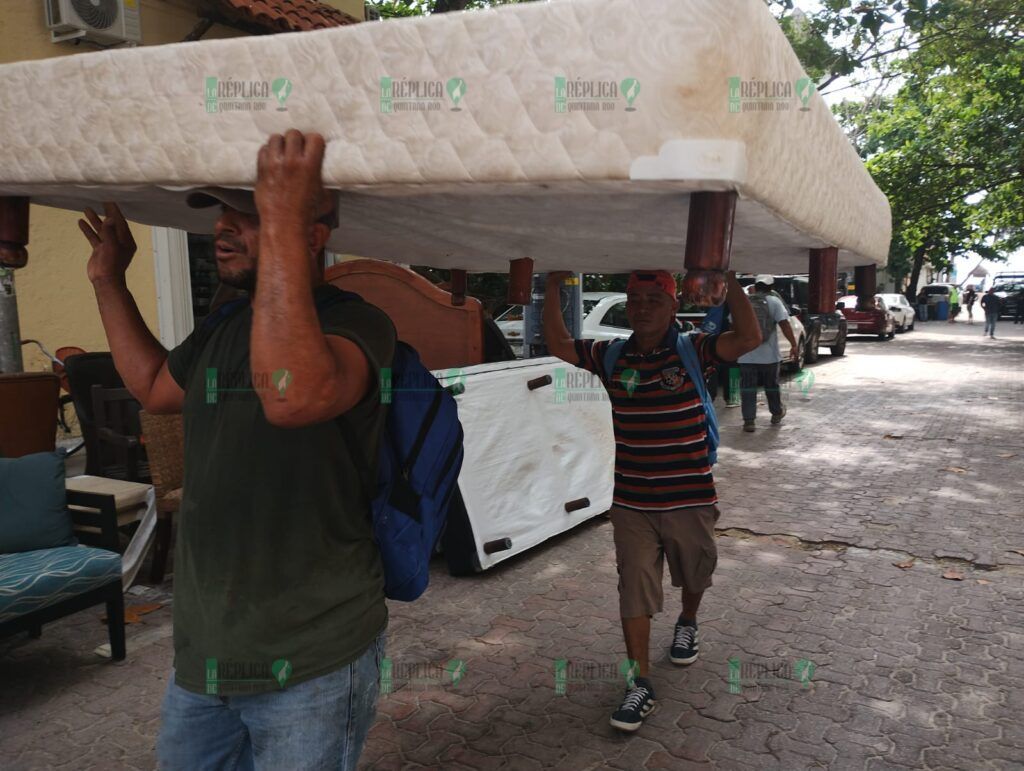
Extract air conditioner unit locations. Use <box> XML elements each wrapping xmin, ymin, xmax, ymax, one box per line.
<box><xmin>45</xmin><ymin>0</ymin><xmax>142</xmax><ymax>46</ymax></box>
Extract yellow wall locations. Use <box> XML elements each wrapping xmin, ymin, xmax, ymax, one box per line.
<box><xmin>3</xmin><ymin>1</ymin><xmax>251</xmax><ymax>372</ymax></box>
<box><xmin>321</xmin><ymin>0</ymin><xmax>366</xmax><ymax>21</ymax></box>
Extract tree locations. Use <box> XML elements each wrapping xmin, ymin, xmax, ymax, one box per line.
<box><xmin>832</xmin><ymin>2</ymin><xmax>1024</xmax><ymax>296</ymax></box>
<box><xmin>768</xmin><ymin>1</ymin><xmax>1023</xmax><ymax>96</ymax></box>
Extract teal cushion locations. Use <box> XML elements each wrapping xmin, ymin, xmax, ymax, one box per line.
<box><xmin>0</xmin><ymin>546</ymin><xmax>121</xmax><ymax>622</ymax></box>
<box><xmin>0</xmin><ymin>450</ymin><xmax>75</xmax><ymax>554</ymax></box>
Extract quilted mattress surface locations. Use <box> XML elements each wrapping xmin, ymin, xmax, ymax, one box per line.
<box><xmin>0</xmin><ymin>0</ymin><xmax>890</xmax><ymax>274</ymax></box>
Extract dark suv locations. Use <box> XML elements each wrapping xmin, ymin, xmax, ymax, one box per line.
<box><xmin>993</xmin><ymin>281</ymin><xmax>1024</xmax><ymax>320</ymax></box>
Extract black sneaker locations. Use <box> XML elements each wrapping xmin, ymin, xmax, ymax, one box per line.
<box><xmin>670</xmin><ymin>618</ymin><xmax>699</xmax><ymax>665</ymax></box>
<box><xmin>609</xmin><ymin>677</ymin><xmax>657</xmax><ymax>732</ymax></box>
<box><xmin>743</xmin><ymin>420</ymin><xmax>755</xmax><ymax>433</ymax></box>
<box><xmin>771</xmin><ymin>406</ymin><xmax>787</xmax><ymax>425</ymax></box>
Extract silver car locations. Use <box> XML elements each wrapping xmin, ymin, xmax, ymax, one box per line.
<box><xmin>877</xmin><ymin>293</ymin><xmax>916</xmax><ymax>332</ymax></box>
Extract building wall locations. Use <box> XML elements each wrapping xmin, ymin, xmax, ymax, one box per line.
<box><xmin>2</xmin><ymin>1</ymin><xmax>252</xmax><ymax>372</ymax></box>
<box><xmin>320</xmin><ymin>0</ymin><xmax>366</xmax><ymax>19</ymax></box>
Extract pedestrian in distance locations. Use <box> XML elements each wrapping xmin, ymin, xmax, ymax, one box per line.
<box><xmin>981</xmin><ymin>287</ymin><xmax>1001</xmax><ymax>339</ymax></box>
<box><xmin>739</xmin><ymin>276</ymin><xmax>799</xmax><ymax>433</ymax></box>
<box><xmin>963</xmin><ymin>287</ymin><xmax>977</xmax><ymax>324</ymax></box>
<box><xmin>1014</xmin><ymin>287</ymin><xmax>1024</xmax><ymax>325</ymax></box>
<box><xmin>542</xmin><ymin>269</ymin><xmax>762</xmax><ymax>733</ymax></box>
<box><xmin>948</xmin><ymin>285</ymin><xmax>960</xmax><ymax>323</ymax></box>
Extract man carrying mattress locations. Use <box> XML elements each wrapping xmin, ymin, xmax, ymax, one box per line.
<box><xmin>79</xmin><ymin>130</ymin><xmax>394</xmax><ymax>770</ymax></box>
<box><xmin>544</xmin><ymin>269</ymin><xmax>761</xmax><ymax>732</ymax></box>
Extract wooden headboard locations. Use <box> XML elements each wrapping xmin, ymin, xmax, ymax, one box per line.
<box><xmin>325</xmin><ymin>260</ymin><xmax>486</xmax><ymax>370</ymax></box>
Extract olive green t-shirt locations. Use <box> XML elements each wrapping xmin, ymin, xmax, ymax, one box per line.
<box><xmin>165</xmin><ymin>284</ymin><xmax>395</xmax><ymax>695</ymax></box>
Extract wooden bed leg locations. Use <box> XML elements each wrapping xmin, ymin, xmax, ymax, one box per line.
<box><xmin>809</xmin><ymin>247</ymin><xmax>839</xmax><ymax>313</ymax></box>
<box><xmin>854</xmin><ymin>264</ymin><xmax>877</xmax><ymax>308</ymax></box>
<box><xmin>450</xmin><ymin>269</ymin><xmax>467</xmax><ymax>306</ymax></box>
<box><xmin>507</xmin><ymin>258</ymin><xmax>534</xmax><ymax>305</ymax></box>
<box><xmin>0</xmin><ymin>197</ymin><xmax>29</xmax><ymax>269</ymax></box>
<box><xmin>680</xmin><ymin>191</ymin><xmax>736</xmax><ymax>306</ymax></box>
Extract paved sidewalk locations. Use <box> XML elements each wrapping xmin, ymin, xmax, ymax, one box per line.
<box><xmin>1</xmin><ymin>321</ymin><xmax>1022</xmax><ymax>770</ymax></box>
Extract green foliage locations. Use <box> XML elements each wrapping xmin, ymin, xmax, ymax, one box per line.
<box><xmin>367</xmin><ymin>0</ymin><xmax>536</xmax><ymax>17</ymax></box>
<box><xmin>583</xmin><ymin>274</ymin><xmax>629</xmax><ymax>293</ymax></box>
<box><xmin>839</xmin><ymin>2</ymin><xmax>1024</xmax><ymax>287</ymax></box>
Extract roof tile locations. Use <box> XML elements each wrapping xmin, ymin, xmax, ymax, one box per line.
<box><xmin>216</xmin><ymin>0</ymin><xmax>360</xmax><ymax>32</ymax></box>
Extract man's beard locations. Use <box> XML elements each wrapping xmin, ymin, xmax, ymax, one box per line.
<box><xmin>217</xmin><ymin>264</ymin><xmax>257</xmax><ymax>292</ymax></box>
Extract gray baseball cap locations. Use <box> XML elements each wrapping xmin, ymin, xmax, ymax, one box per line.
<box><xmin>186</xmin><ymin>187</ymin><xmax>339</xmax><ymax>229</ymax></box>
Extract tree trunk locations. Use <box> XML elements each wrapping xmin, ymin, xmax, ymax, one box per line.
<box><xmin>905</xmin><ymin>245</ymin><xmax>928</xmax><ymax>303</ymax></box>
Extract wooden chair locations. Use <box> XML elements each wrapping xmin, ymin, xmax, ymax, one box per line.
<box><xmin>64</xmin><ymin>353</ymin><xmax>127</xmax><ymax>476</ymax></box>
<box><xmin>0</xmin><ymin>372</ymin><xmax>60</xmax><ymax>458</ymax></box>
<box><xmin>91</xmin><ymin>386</ymin><xmax>149</xmax><ymax>482</ymax></box>
<box><xmin>138</xmin><ymin>411</ymin><xmax>184</xmax><ymax>583</ymax></box>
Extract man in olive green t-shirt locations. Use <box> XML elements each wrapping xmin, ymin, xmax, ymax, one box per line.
<box><xmin>80</xmin><ymin>131</ymin><xmax>394</xmax><ymax>770</ymax></box>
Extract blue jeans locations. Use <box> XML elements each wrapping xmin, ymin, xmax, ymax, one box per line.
<box><xmin>984</xmin><ymin>312</ymin><xmax>998</xmax><ymax>337</ymax></box>
<box><xmin>157</xmin><ymin>632</ymin><xmax>385</xmax><ymax>771</ymax></box>
<box><xmin>739</xmin><ymin>362</ymin><xmax>783</xmax><ymax>421</ymax></box>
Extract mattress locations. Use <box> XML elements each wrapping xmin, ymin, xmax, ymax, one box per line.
<box><xmin>0</xmin><ymin>0</ymin><xmax>890</xmax><ymax>274</ymax></box>
<box><xmin>434</xmin><ymin>358</ymin><xmax>614</xmax><ymax>571</ymax></box>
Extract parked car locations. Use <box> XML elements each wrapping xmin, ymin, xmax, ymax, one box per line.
<box><xmin>837</xmin><ymin>294</ymin><xmax>896</xmax><ymax>339</ymax></box>
<box><xmin>494</xmin><ymin>304</ymin><xmax>526</xmax><ymax>356</ymax></box>
<box><xmin>919</xmin><ymin>283</ymin><xmax>955</xmax><ymax>311</ymax></box>
<box><xmin>496</xmin><ymin>292</ymin><xmax>629</xmax><ymax>357</ymax></box>
<box><xmin>992</xmin><ymin>281</ymin><xmax>1024</xmax><ymax>320</ymax></box>
<box><xmin>877</xmin><ymin>293</ymin><xmax>916</xmax><ymax>331</ymax></box>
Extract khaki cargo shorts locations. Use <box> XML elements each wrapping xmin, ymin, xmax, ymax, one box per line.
<box><xmin>610</xmin><ymin>504</ymin><xmax>721</xmax><ymax>618</ymax></box>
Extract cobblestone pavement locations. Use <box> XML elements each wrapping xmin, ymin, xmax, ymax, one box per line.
<box><xmin>2</xmin><ymin>321</ymin><xmax>1022</xmax><ymax>770</ymax></box>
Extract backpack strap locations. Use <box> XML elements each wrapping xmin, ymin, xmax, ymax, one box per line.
<box><xmin>313</xmin><ymin>286</ymin><xmax>379</xmax><ymax>508</ymax></box>
<box><xmin>196</xmin><ymin>296</ymin><xmax>250</xmax><ymax>341</ymax></box>
<box><xmin>601</xmin><ymin>339</ymin><xmax>628</xmax><ymax>386</ymax></box>
<box><xmin>674</xmin><ymin>333</ymin><xmax>708</xmax><ymax>403</ymax></box>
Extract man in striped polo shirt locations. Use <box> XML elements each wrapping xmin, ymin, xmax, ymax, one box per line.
<box><xmin>544</xmin><ymin>269</ymin><xmax>761</xmax><ymax>732</ymax></box>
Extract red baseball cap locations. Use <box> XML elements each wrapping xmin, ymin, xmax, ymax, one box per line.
<box><xmin>627</xmin><ymin>270</ymin><xmax>677</xmax><ymax>298</ymax></box>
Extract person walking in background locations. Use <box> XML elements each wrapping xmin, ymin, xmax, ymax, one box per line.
<box><xmin>948</xmin><ymin>284</ymin><xmax>960</xmax><ymax>323</ymax></box>
<box><xmin>699</xmin><ymin>301</ymin><xmax>740</xmax><ymax>407</ymax></box>
<box><xmin>739</xmin><ymin>276</ymin><xmax>799</xmax><ymax>432</ymax></box>
<box><xmin>963</xmin><ymin>287</ymin><xmax>977</xmax><ymax>324</ymax></box>
<box><xmin>981</xmin><ymin>287</ymin><xmax>1001</xmax><ymax>339</ymax></box>
<box><xmin>1014</xmin><ymin>286</ymin><xmax>1024</xmax><ymax>325</ymax></box>
<box><xmin>916</xmin><ymin>289</ymin><xmax>930</xmax><ymax>322</ymax></box>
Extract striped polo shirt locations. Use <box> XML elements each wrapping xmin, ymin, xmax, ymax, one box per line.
<box><xmin>575</xmin><ymin>328</ymin><xmax>721</xmax><ymax>512</ymax></box>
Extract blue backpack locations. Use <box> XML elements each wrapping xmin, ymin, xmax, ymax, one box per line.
<box><xmin>602</xmin><ymin>332</ymin><xmax>719</xmax><ymax>465</ymax></box>
<box><xmin>317</xmin><ymin>290</ymin><xmax>464</xmax><ymax>602</ymax></box>
<box><xmin>200</xmin><ymin>288</ymin><xmax>464</xmax><ymax>602</ymax></box>
<box><xmin>343</xmin><ymin>338</ymin><xmax>465</xmax><ymax>602</ymax></box>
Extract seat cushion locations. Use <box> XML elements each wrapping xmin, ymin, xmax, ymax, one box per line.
<box><xmin>0</xmin><ymin>546</ymin><xmax>121</xmax><ymax>623</ymax></box>
<box><xmin>65</xmin><ymin>475</ymin><xmax>152</xmax><ymax>511</ymax></box>
<box><xmin>0</xmin><ymin>450</ymin><xmax>75</xmax><ymax>554</ymax></box>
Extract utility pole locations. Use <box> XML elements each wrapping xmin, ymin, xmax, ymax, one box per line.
<box><xmin>0</xmin><ymin>267</ymin><xmax>23</xmax><ymax>373</ymax></box>
<box><xmin>523</xmin><ymin>273</ymin><xmax>582</xmax><ymax>358</ymax></box>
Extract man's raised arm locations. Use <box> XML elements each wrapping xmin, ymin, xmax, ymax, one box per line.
<box><xmin>81</xmin><ymin>203</ymin><xmax>184</xmax><ymax>414</ymax></box>
<box><xmin>542</xmin><ymin>271</ymin><xmax>579</xmax><ymax>363</ymax></box>
<box><xmin>714</xmin><ymin>271</ymin><xmax>762</xmax><ymax>362</ymax></box>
